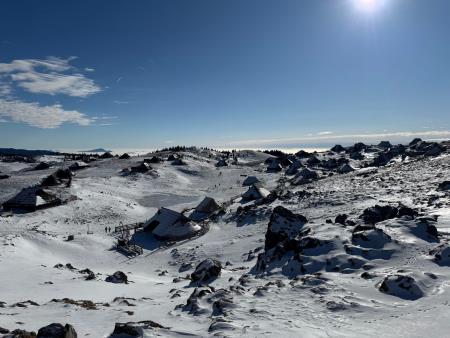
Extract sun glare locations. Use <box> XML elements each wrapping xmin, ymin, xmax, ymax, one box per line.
<box><xmin>354</xmin><ymin>0</ymin><xmax>384</xmax><ymax>13</ymax></box>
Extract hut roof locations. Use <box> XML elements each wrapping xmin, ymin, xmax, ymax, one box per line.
<box><xmin>242</xmin><ymin>184</ymin><xmax>270</xmax><ymax>201</ymax></box>
<box><xmin>34</xmin><ymin>162</ymin><xmax>50</xmax><ymax>170</ymax></box>
<box><xmin>242</xmin><ymin>176</ymin><xmax>260</xmax><ymax>186</ymax></box>
<box><xmin>144</xmin><ymin>207</ymin><xmax>200</xmax><ymax>240</ymax></box>
<box><xmin>3</xmin><ymin>186</ymin><xmax>61</xmax><ymax>211</ymax></box>
<box><xmin>195</xmin><ymin>197</ymin><xmax>220</xmax><ymax>214</ymax></box>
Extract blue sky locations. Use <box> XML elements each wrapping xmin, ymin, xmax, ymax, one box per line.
<box><xmin>0</xmin><ymin>0</ymin><xmax>449</xmax><ymax>150</ymax></box>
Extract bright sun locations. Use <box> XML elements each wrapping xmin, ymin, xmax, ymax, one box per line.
<box><xmin>354</xmin><ymin>0</ymin><xmax>384</xmax><ymax>13</ymax></box>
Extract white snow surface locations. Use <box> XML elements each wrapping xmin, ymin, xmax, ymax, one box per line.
<box><xmin>0</xmin><ymin>148</ymin><xmax>449</xmax><ymax>337</ymax></box>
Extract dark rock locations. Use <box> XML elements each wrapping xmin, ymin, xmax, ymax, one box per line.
<box><xmin>424</xmin><ymin>143</ymin><xmax>444</xmax><ymax>156</ymax></box>
<box><xmin>335</xmin><ymin>214</ymin><xmax>348</xmax><ymax>225</ymax></box>
<box><xmin>99</xmin><ymin>152</ymin><xmax>114</xmax><ymax>159</ymax></box>
<box><xmin>409</xmin><ymin>138</ymin><xmax>422</xmax><ymax>146</ymax></box>
<box><xmin>130</xmin><ymin>162</ymin><xmax>151</xmax><ymax>173</ymax></box>
<box><xmin>55</xmin><ymin>169</ymin><xmax>72</xmax><ymax>180</ymax></box>
<box><xmin>331</xmin><ymin>144</ymin><xmax>345</xmax><ymax>153</ymax></box>
<box><xmin>34</xmin><ymin>162</ymin><xmax>50</xmax><ymax>170</ymax></box>
<box><xmin>378</xmin><ymin>275</ymin><xmax>424</xmax><ymax>300</ymax></box>
<box><xmin>350</xmin><ymin>152</ymin><xmax>364</xmax><ymax>160</ymax></box>
<box><xmin>362</xmin><ymin>205</ymin><xmax>398</xmax><ymax>224</ymax></box>
<box><xmin>265</xmin><ymin>206</ymin><xmax>308</xmax><ymax>249</ymax></box>
<box><xmin>111</xmin><ymin>321</ymin><xmax>165</xmax><ymax>337</ymax></box>
<box><xmin>378</xmin><ymin>141</ymin><xmax>392</xmax><ymax>149</ymax></box>
<box><xmin>37</xmin><ymin>323</ymin><xmax>77</xmax><ymax>338</ymax></box>
<box><xmin>397</xmin><ymin>205</ymin><xmax>418</xmax><ymax>218</ymax></box>
<box><xmin>430</xmin><ymin>245</ymin><xmax>450</xmax><ymax>266</ymax></box>
<box><xmin>370</xmin><ymin>152</ymin><xmax>394</xmax><ymax>167</ymax></box>
<box><xmin>7</xmin><ymin>329</ymin><xmax>36</xmax><ymax>337</ymax></box>
<box><xmin>306</xmin><ymin>156</ymin><xmax>320</xmax><ymax>166</ymax></box>
<box><xmin>119</xmin><ymin>153</ymin><xmax>130</xmax><ymax>159</ymax></box>
<box><xmin>105</xmin><ymin>271</ymin><xmax>128</xmax><ymax>284</ymax></box>
<box><xmin>437</xmin><ymin>181</ymin><xmax>450</xmax><ymax>191</ymax></box>
<box><xmin>348</xmin><ymin>142</ymin><xmax>366</xmax><ymax>153</ymax></box>
<box><xmin>352</xmin><ymin>228</ymin><xmax>391</xmax><ymax>249</ymax></box>
<box><xmin>191</xmin><ymin>259</ymin><xmax>222</xmax><ymax>283</ymax></box>
<box><xmin>295</xmin><ymin>150</ymin><xmax>310</xmax><ymax>158</ymax></box>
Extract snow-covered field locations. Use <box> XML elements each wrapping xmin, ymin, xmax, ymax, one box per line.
<box><xmin>0</xmin><ymin>142</ymin><xmax>449</xmax><ymax>337</ymax></box>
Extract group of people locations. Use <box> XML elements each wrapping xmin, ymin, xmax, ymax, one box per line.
<box><xmin>104</xmin><ymin>226</ymin><xmax>112</xmax><ymax>233</ymax></box>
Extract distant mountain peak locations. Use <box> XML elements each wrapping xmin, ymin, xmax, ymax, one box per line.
<box><xmin>82</xmin><ymin>148</ymin><xmax>111</xmax><ymax>153</ymax></box>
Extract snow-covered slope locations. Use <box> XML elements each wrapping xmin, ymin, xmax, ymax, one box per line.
<box><xmin>0</xmin><ymin>144</ymin><xmax>449</xmax><ymax>337</ymax></box>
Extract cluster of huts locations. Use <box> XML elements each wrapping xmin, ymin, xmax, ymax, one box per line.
<box><xmin>2</xmin><ymin>168</ymin><xmax>75</xmax><ymax>212</ymax></box>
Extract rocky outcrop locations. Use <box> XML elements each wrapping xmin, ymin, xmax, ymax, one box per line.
<box><xmin>37</xmin><ymin>323</ymin><xmax>77</xmax><ymax>338</ymax></box>
<box><xmin>265</xmin><ymin>206</ymin><xmax>308</xmax><ymax>249</ymax></box>
<box><xmin>352</xmin><ymin>228</ymin><xmax>392</xmax><ymax>249</ymax></box>
<box><xmin>378</xmin><ymin>275</ymin><xmax>424</xmax><ymax>300</ymax></box>
<box><xmin>331</xmin><ymin>144</ymin><xmax>345</xmax><ymax>153</ymax></box>
<box><xmin>361</xmin><ymin>205</ymin><xmax>398</xmax><ymax>224</ymax></box>
<box><xmin>110</xmin><ymin>321</ymin><xmax>166</xmax><ymax>337</ymax></box>
<box><xmin>430</xmin><ymin>245</ymin><xmax>450</xmax><ymax>266</ymax></box>
<box><xmin>437</xmin><ymin>181</ymin><xmax>450</xmax><ymax>191</ymax></box>
<box><xmin>191</xmin><ymin>259</ymin><xmax>222</xmax><ymax>283</ymax></box>
<box><xmin>105</xmin><ymin>271</ymin><xmax>128</xmax><ymax>284</ymax></box>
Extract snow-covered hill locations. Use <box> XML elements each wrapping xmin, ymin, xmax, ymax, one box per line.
<box><xmin>0</xmin><ymin>142</ymin><xmax>449</xmax><ymax>337</ymax></box>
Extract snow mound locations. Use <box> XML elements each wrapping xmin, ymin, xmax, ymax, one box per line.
<box><xmin>378</xmin><ymin>275</ymin><xmax>424</xmax><ymax>300</ymax></box>
<box><xmin>352</xmin><ymin>228</ymin><xmax>392</xmax><ymax>249</ymax></box>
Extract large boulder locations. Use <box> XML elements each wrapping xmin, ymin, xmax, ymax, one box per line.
<box><xmin>378</xmin><ymin>275</ymin><xmax>424</xmax><ymax>300</ymax></box>
<box><xmin>37</xmin><ymin>323</ymin><xmax>77</xmax><ymax>338</ymax></box>
<box><xmin>130</xmin><ymin>162</ymin><xmax>151</xmax><ymax>173</ymax></box>
<box><xmin>265</xmin><ymin>206</ymin><xmax>308</xmax><ymax>249</ymax></box>
<box><xmin>361</xmin><ymin>205</ymin><xmax>398</xmax><ymax>224</ymax></box>
<box><xmin>321</xmin><ymin>158</ymin><xmax>338</xmax><ymax>170</ymax></box>
<box><xmin>335</xmin><ymin>214</ymin><xmax>348</xmax><ymax>225</ymax></box>
<box><xmin>119</xmin><ymin>153</ymin><xmax>131</xmax><ymax>159</ymax></box>
<box><xmin>430</xmin><ymin>245</ymin><xmax>450</xmax><ymax>266</ymax></box>
<box><xmin>191</xmin><ymin>259</ymin><xmax>222</xmax><ymax>283</ymax></box>
<box><xmin>347</xmin><ymin>142</ymin><xmax>366</xmax><ymax>153</ymax></box>
<box><xmin>292</xmin><ymin>168</ymin><xmax>319</xmax><ymax>185</ymax></box>
<box><xmin>331</xmin><ymin>144</ymin><xmax>345</xmax><ymax>153</ymax></box>
<box><xmin>370</xmin><ymin>152</ymin><xmax>394</xmax><ymax>167</ymax></box>
<box><xmin>378</xmin><ymin>141</ymin><xmax>392</xmax><ymax>149</ymax></box>
<box><xmin>110</xmin><ymin>321</ymin><xmax>165</xmax><ymax>337</ymax></box>
<box><xmin>34</xmin><ymin>162</ymin><xmax>50</xmax><ymax>170</ymax></box>
<box><xmin>295</xmin><ymin>150</ymin><xmax>310</xmax><ymax>158</ymax></box>
<box><xmin>306</xmin><ymin>156</ymin><xmax>320</xmax><ymax>166</ymax></box>
<box><xmin>437</xmin><ymin>181</ymin><xmax>450</xmax><ymax>191</ymax></box>
<box><xmin>424</xmin><ymin>143</ymin><xmax>445</xmax><ymax>156</ymax></box>
<box><xmin>4</xmin><ymin>329</ymin><xmax>36</xmax><ymax>337</ymax></box>
<box><xmin>409</xmin><ymin>138</ymin><xmax>422</xmax><ymax>146</ymax></box>
<box><xmin>352</xmin><ymin>228</ymin><xmax>391</xmax><ymax>249</ymax></box>
<box><xmin>105</xmin><ymin>271</ymin><xmax>128</xmax><ymax>284</ymax></box>
<box><xmin>338</xmin><ymin>163</ymin><xmax>355</xmax><ymax>174</ymax></box>
<box><xmin>412</xmin><ymin>217</ymin><xmax>439</xmax><ymax>242</ymax></box>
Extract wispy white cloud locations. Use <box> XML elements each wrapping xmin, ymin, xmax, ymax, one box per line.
<box><xmin>113</xmin><ymin>100</ymin><xmax>128</xmax><ymax>104</ymax></box>
<box><xmin>0</xmin><ymin>84</ymin><xmax>12</xmax><ymax>97</ymax></box>
<box><xmin>0</xmin><ymin>57</ymin><xmax>105</xmax><ymax>129</ymax></box>
<box><xmin>0</xmin><ymin>57</ymin><xmax>101</xmax><ymax>97</ymax></box>
<box><xmin>0</xmin><ymin>99</ymin><xmax>92</xmax><ymax>128</ymax></box>
<box><xmin>317</xmin><ymin>131</ymin><xmax>333</xmax><ymax>135</ymax></box>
